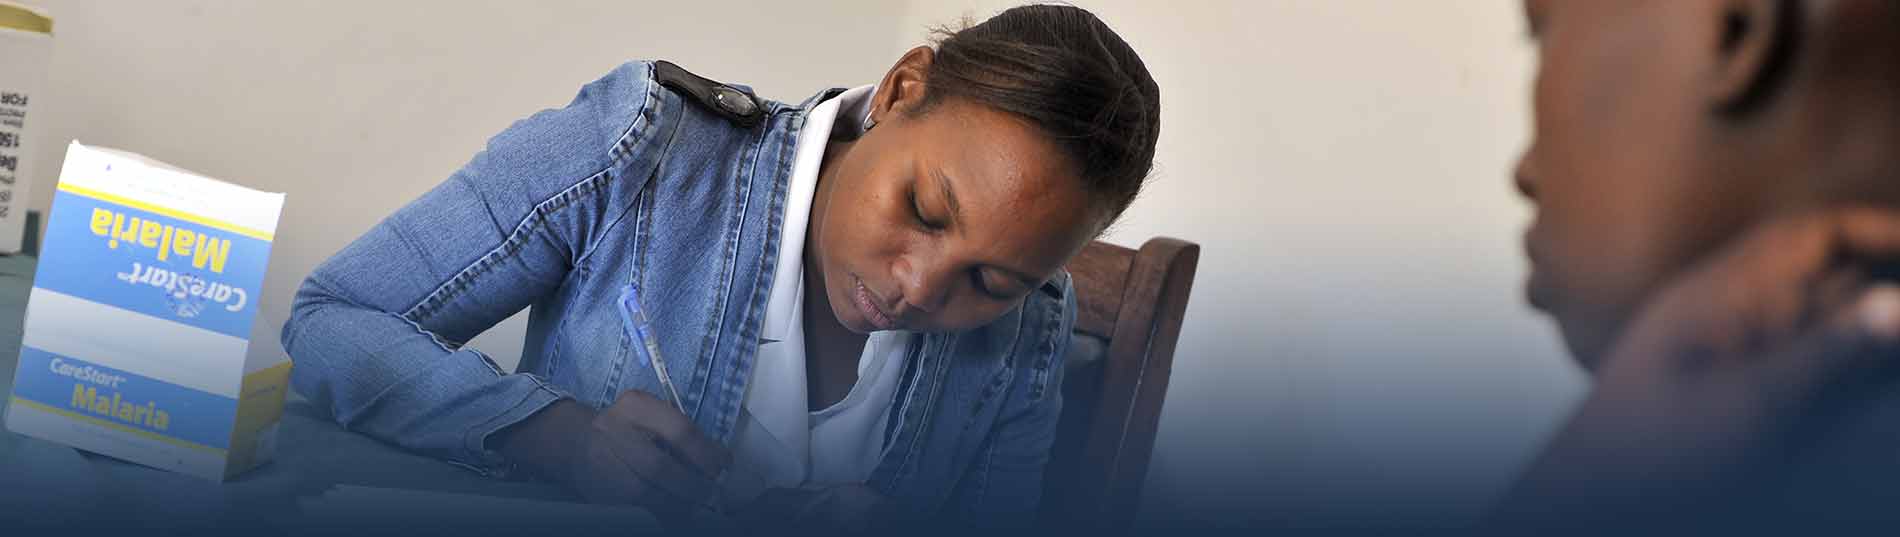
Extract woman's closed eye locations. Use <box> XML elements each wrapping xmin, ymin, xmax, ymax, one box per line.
<box><xmin>908</xmin><ymin>187</ymin><xmax>945</xmax><ymax>232</ymax></box>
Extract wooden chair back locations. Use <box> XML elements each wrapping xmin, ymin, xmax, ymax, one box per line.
<box><xmin>1039</xmin><ymin>237</ymin><xmax>1201</xmax><ymax>530</ymax></box>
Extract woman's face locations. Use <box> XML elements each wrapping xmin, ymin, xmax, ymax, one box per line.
<box><xmin>806</xmin><ymin>58</ymin><xmax>1098</xmax><ymax>335</ymax></box>
<box><xmin>1516</xmin><ymin>0</ymin><xmax>1783</xmax><ymax>368</ymax></box>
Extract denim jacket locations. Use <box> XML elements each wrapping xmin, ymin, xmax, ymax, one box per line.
<box><xmin>281</xmin><ymin>60</ymin><xmax>1076</xmax><ymax>524</ymax></box>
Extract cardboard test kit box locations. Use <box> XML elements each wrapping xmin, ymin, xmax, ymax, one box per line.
<box><xmin>5</xmin><ymin>142</ymin><xmax>288</xmax><ymax>480</ymax></box>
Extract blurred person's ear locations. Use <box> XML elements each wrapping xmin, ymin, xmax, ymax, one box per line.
<box><xmin>1707</xmin><ymin>0</ymin><xmax>1793</xmax><ymax>114</ymax></box>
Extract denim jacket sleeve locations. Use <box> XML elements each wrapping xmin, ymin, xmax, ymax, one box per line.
<box><xmin>282</xmin><ymin>62</ymin><xmax>660</xmax><ymax>473</ymax></box>
<box><xmin>942</xmin><ymin>275</ymin><xmax>1077</xmax><ymax>525</ymax></box>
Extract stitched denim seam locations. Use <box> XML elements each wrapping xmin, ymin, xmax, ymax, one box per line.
<box><xmin>972</xmin><ymin>305</ymin><xmax>1033</xmax><ymax>431</ymax></box>
<box><xmin>577</xmin><ymin>65</ymin><xmax>668</xmax><ymax>269</ymax></box>
<box><xmin>880</xmin><ymin>337</ymin><xmax>925</xmax><ymax>456</ymax></box>
<box><xmin>681</xmin><ymin>105</ymin><xmax>780</xmax><ymax>438</ymax></box>
<box><xmin>403</xmin><ymin>64</ymin><xmax>660</xmax><ymax>326</ymax></box>
<box><xmin>710</xmin><ymin>108</ymin><xmax>798</xmax><ymax>439</ymax></box>
<box><xmin>895</xmin><ymin>334</ymin><xmax>954</xmax><ymax>489</ymax></box>
<box><xmin>334</xmin><ymin>332</ymin><xmax>479</xmax><ymax>427</ymax></box>
<box><xmin>402</xmin><ymin>171</ymin><xmax>605</xmax><ymax>325</ymax></box>
<box><xmin>463</xmin><ymin>371</ymin><xmax>569</xmax><ymax>469</ymax></box>
<box><xmin>396</xmin><ymin>311</ymin><xmax>459</xmax><ymax>354</ymax></box>
<box><xmin>693</xmin><ymin>124</ymin><xmax>763</xmax><ymax>420</ymax></box>
<box><xmin>598</xmin><ymin>83</ymin><xmax>684</xmax><ymax>408</ymax></box>
<box><xmin>1029</xmin><ymin>281</ymin><xmax>1070</xmax><ymax>402</ymax></box>
<box><xmin>971</xmin><ymin>437</ymin><xmax>996</xmax><ymax>510</ymax></box>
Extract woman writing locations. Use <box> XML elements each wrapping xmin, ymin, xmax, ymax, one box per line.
<box><xmin>282</xmin><ymin>4</ymin><xmax>1160</xmax><ymax>531</ymax></box>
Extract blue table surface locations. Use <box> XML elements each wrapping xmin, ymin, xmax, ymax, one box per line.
<box><xmin>0</xmin><ymin>255</ymin><xmax>609</xmax><ymax>534</ymax></box>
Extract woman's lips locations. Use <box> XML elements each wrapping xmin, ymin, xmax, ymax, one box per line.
<box><xmin>853</xmin><ymin>277</ymin><xmax>899</xmax><ymax>331</ymax></box>
<box><xmin>1522</xmin><ymin>228</ymin><xmax>1554</xmax><ymax>312</ymax></box>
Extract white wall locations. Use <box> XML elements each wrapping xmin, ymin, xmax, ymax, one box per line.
<box><xmin>17</xmin><ymin>0</ymin><xmax>1585</xmax><ymax>528</ymax></box>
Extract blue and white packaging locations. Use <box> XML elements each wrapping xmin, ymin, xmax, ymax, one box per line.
<box><xmin>5</xmin><ymin>141</ymin><xmax>288</xmax><ymax>480</ymax></box>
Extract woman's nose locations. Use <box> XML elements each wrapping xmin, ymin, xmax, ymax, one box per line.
<box><xmin>1514</xmin><ymin>145</ymin><xmax>1540</xmax><ymax>201</ymax></box>
<box><xmin>892</xmin><ymin>254</ymin><xmax>955</xmax><ymax>316</ymax></box>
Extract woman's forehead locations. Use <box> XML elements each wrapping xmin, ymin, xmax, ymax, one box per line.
<box><xmin>906</xmin><ymin>114</ymin><xmax>1096</xmax><ymax>271</ymax></box>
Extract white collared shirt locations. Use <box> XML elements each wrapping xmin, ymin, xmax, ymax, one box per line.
<box><xmin>726</xmin><ymin>84</ymin><xmax>914</xmax><ymax>496</ymax></box>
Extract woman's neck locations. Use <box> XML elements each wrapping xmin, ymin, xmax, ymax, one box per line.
<box><xmin>800</xmin><ymin>136</ymin><xmax>868</xmax><ymax>411</ymax></box>
<box><xmin>801</xmin><ymin>255</ymin><xmax>869</xmax><ymax>411</ymax></box>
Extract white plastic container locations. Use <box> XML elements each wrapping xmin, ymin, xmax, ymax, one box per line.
<box><xmin>0</xmin><ymin>1</ymin><xmax>52</xmax><ymax>254</ymax></box>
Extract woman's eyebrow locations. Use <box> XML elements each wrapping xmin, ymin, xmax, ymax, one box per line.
<box><xmin>931</xmin><ymin>166</ymin><xmax>1038</xmax><ymax>289</ymax></box>
<box><xmin>934</xmin><ymin>167</ymin><xmax>965</xmax><ymax>234</ymax></box>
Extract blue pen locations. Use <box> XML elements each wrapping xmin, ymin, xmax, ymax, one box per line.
<box><xmin>618</xmin><ymin>283</ymin><xmax>685</xmax><ymax>412</ymax></box>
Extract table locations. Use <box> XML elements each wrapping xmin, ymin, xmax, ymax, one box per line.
<box><xmin>0</xmin><ymin>255</ymin><xmax>658</xmax><ymax>535</ymax></box>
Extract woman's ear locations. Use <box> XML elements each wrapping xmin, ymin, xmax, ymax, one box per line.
<box><xmin>871</xmin><ymin>46</ymin><xmax>936</xmax><ymax>126</ymax></box>
<box><xmin>1708</xmin><ymin>0</ymin><xmax>1796</xmax><ymax>114</ymax></box>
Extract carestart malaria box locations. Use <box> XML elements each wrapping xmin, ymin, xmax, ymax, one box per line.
<box><xmin>4</xmin><ymin>141</ymin><xmax>288</xmax><ymax>480</ymax></box>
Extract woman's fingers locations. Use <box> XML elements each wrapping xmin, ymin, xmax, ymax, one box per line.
<box><xmin>605</xmin><ymin>390</ymin><xmax>734</xmax><ymax>478</ymax></box>
<box><xmin>1830</xmin><ymin>207</ymin><xmax>1900</xmax><ymax>257</ymax></box>
<box><xmin>1715</xmin><ymin>208</ymin><xmax>1900</xmax><ymax>291</ymax></box>
<box><xmin>560</xmin><ymin>389</ymin><xmax>741</xmax><ymax>526</ymax></box>
<box><xmin>1662</xmin><ymin>208</ymin><xmax>1900</xmax><ymax>360</ymax></box>
<box><xmin>599</xmin><ymin>424</ymin><xmax>719</xmax><ymax>504</ymax></box>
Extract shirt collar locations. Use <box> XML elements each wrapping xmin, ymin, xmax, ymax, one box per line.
<box><xmin>761</xmin><ymin>84</ymin><xmax>877</xmax><ymax>343</ymax></box>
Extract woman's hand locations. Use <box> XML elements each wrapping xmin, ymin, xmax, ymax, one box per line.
<box><xmin>730</xmin><ymin>484</ymin><xmax>895</xmax><ymax>534</ymax></box>
<box><xmin>1496</xmin><ymin>207</ymin><xmax>1900</xmax><ymax>528</ymax></box>
<box><xmin>495</xmin><ymin>390</ymin><xmax>732</xmax><ymax>525</ymax></box>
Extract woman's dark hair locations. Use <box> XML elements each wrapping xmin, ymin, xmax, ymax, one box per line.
<box><xmin>921</xmin><ymin>4</ymin><xmax>1161</xmax><ymax>225</ymax></box>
